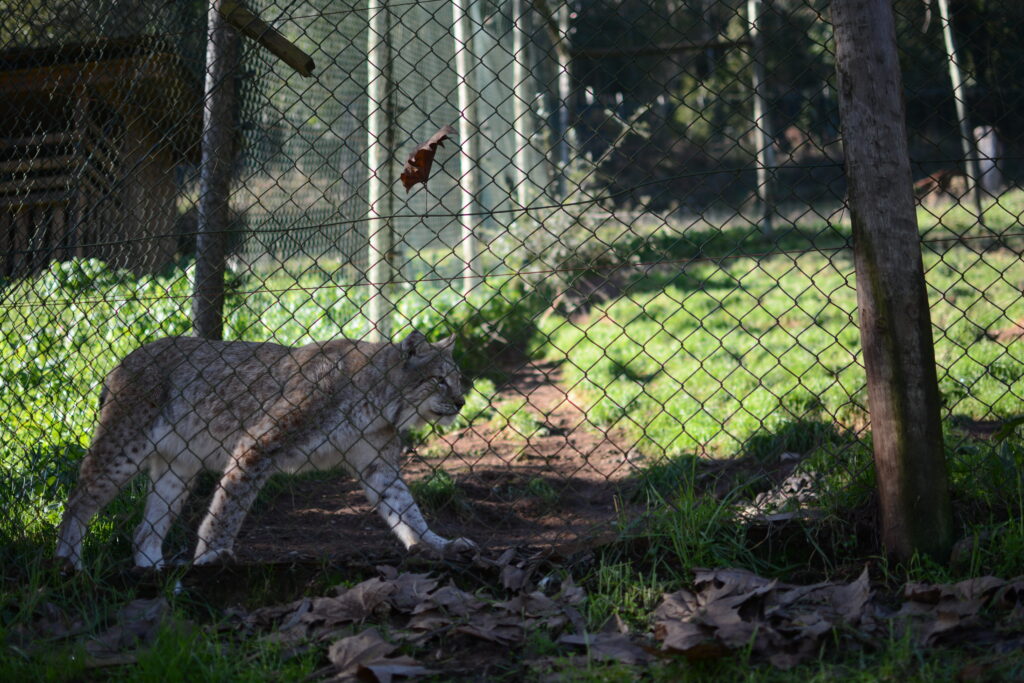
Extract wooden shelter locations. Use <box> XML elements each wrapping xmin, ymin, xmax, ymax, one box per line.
<box><xmin>0</xmin><ymin>37</ymin><xmax>201</xmax><ymax>278</ymax></box>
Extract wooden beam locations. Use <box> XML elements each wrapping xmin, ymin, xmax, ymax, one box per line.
<box><xmin>572</xmin><ymin>38</ymin><xmax>751</xmax><ymax>59</ymax></box>
<box><xmin>220</xmin><ymin>0</ymin><xmax>314</xmax><ymax>77</ymax></box>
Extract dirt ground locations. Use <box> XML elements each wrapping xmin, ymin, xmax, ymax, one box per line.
<box><xmin>232</xmin><ymin>357</ymin><xmax>641</xmax><ymax>565</ymax></box>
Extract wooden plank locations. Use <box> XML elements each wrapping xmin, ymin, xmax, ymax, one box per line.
<box><xmin>51</xmin><ymin>200</ymin><xmax>70</xmax><ymax>261</ymax></box>
<box><xmin>80</xmin><ymin>115</ymin><xmax>121</xmax><ymax>173</ymax></box>
<box><xmin>0</xmin><ymin>131</ymin><xmax>77</xmax><ymax>149</ymax></box>
<box><xmin>0</xmin><ymin>155</ymin><xmax>78</xmax><ymax>173</ymax></box>
<box><xmin>0</xmin><ymin>54</ymin><xmax>187</xmax><ymax>98</ymax></box>
<box><xmin>0</xmin><ymin>174</ymin><xmax>75</xmax><ymax>193</ymax></box>
<box><xmin>0</xmin><ymin>210</ymin><xmax>9</xmax><ymax>277</ymax></box>
<box><xmin>13</xmin><ymin>206</ymin><xmax>29</xmax><ymax>275</ymax></box>
<box><xmin>0</xmin><ymin>191</ymin><xmax>72</xmax><ymax>208</ymax></box>
<box><xmin>35</xmin><ymin>203</ymin><xmax>51</xmax><ymax>269</ymax></box>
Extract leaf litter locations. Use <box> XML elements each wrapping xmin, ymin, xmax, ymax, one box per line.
<box><xmin>652</xmin><ymin>567</ymin><xmax>1024</xmax><ymax>669</ymax></box>
<box><xmin>23</xmin><ymin>555</ymin><xmax>1024</xmax><ymax>678</ymax></box>
<box><xmin>213</xmin><ymin>552</ymin><xmax>1024</xmax><ymax>679</ymax></box>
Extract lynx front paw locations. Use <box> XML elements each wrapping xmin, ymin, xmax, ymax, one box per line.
<box><xmin>48</xmin><ymin>555</ymin><xmax>80</xmax><ymax>577</ymax></box>
<box><xmin>444</xmin><ymin>537</ymin><xmax>478</xmax><ymax>554</ymax></box>
<box><xmin>192</xmin><ymin>547</ymin><xmax>237</xmax><ymax>566</ymax></box>
<box><xmin>412</xmin><ymin>533</ymin><xmax>478</xmax><ymax>558</ymax></box>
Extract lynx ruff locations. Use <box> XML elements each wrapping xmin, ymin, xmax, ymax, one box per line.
<box><xmin>55</xmin><ymin>331</ymin><xmax>476</xmax><ymax>569</ymax></box>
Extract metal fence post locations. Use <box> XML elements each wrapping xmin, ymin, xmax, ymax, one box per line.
<box><xmin>454</xmin><ymin>0</ymin><xmax>480</xmax><ymax>293</ymax></box>
<box><xmin>192</xmin><ymin>0</ymin><xmax>238</xmax><ymax>340</ymax></box>
<box><xmin>832</xmin><ymin>0</ymin><xmax>953</xmax><ymax>562</ymax></box>
<box><xmin>367</xmin><ymin>0</ymin><xmax>395</xmax><ymax>341</ymax></box>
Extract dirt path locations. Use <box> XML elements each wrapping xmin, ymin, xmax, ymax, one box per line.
<box><xmin>233</xmin><ymin>356</ymin><xmax>639</xmax><ymax>565</ymax></box>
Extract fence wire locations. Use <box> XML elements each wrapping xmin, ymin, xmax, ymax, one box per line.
<box><xmin>1</xmin><ymin>0</ymin><xmax>1022</xmax><ymax>570</ymax></box>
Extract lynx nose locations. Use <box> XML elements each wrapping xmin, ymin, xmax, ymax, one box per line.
<box><xmin>454</xmin><ymin>394</ymin><xmax>465</xmax><ymax>409</ymax></box>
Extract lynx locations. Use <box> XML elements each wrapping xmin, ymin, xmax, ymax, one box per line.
<box><xmin>55</xmin><ymin>331</ymin><xmax>475</xmax><ymax>570</ymax></box>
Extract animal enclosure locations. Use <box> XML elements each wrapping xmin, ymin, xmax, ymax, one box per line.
<box><xmin>3</xmin><ymin>0</ymin><xmax>1024</xmax><ymax>678</ymax></box>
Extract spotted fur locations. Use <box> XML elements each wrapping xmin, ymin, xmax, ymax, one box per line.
<box><xmin>55</xmin><ymin>331</ymin><xmax>474</xmax><ymax>569</ymax></box>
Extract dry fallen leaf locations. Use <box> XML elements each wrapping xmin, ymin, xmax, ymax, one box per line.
<box><xmin>455</xmin><ymin>612</ymin><xmax>524</xmax><ymax>645</ymax></box>
<box><xmin>302</xmin><ymin>578</ymin><xmax>395</xmax><ymax>627</ymax></box>
<box><xmin>327</xmin><ymin>628</ymin><xmax>434</xmax><ymax>683</ymax></box>
<box><xmin>83</xmin><ymin>598</ymin><xmax>186</xmax><ymax>666</ymax></box>
<box><xmin>498</xmin><ymin>591</ymin><xmax>561</xmax><ymax>619</ymax></box>
<box><xmin>413</xmin><ymin>583</ymin><xmax>484</xmax><ymax>617</ymax></box>
<box><xmin>656</xmin><ymin>620</ymin><xmax>729</xmax><ymax>660</ymax></box>
<box><xmin>328</xmin><ymin>628</ymin><xmax>396</xmax><ymax>669</ymax></box>
<box><xmin>653</xmin><ymin>566</ymin><xmax>880</xmax><ymax>667</ymax></box>
<box><xmin>361</xmin><ymin>656</ymin><xmax>435</xmax><ymax>683</ymax></box>
<box><xmin>558</xmin><ymin>632</ymin><xmax>654</xmax><ymax>665</ymax></box>
<box><xmin>400</xmin><ymin>125</ymin><xmax>455</xmax><ymax>192</ymax></box>
<box><xmin>387</xmin><ymin>572</ymin><xmax>440</xmax><ymax>613</ymax></box>
<box><xmin>830</xmin><ymin>566</ymin><xmax>872</xmax><ymax>623</ymax></box>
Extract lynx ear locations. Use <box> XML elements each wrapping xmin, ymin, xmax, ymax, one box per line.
<box><xmin>401</xmin><ymin>330</ymin><xmax>427</xmax><ymax>359</ymax></box>
<box><xmin>436</xmin><ymin>335</ymin><xmax>456</xmax><ymax>352</ymax></box>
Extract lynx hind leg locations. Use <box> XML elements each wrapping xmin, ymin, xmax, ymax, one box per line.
<box><xmin>55</xmin><ymin>402</ymin><xmax>159</xmax><ymax>570</ymax></box>
<box><xmin>132</xmin><ymin>456</ymin><xmax>200</xmax><ymax>569</ymax></box>
<box><xmin>193</xmin><ymin>454</ymin><xmax>273</xmax><ymax>566</ymax></box>
<box><xmin>359</xmin><ymin>456</ymin><xmax>477</xmax><ymax>555</ymax></box>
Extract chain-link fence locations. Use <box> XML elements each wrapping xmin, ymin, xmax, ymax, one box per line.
<box><xmin>2</xmin><ymin>0</ymin><xmax>1023</xmax><ymax>572</ymax></box>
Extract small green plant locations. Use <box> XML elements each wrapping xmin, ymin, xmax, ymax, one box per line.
<box><xmin>582</xmin><ymin>561</ymin><xmax>667</xmax><ymax>632</ymax></box>
<box><xmin>408</xmin><ymin>469</ymin><xmax>470</xmax><ymax>517</ymax></box>
<box><xmin>526</xmin><ymin>477</ymin><xmax>561</xmax><ymax>510</ymax></box>
<box><xmin>492</xmin><ymin>398</ymin><xmax>549</xmax><ymax>440</ymax></box>
<box><xmin>623</xmin><ymin>458</ymin><xmax>769</xmax><ymax>575</ymax></box>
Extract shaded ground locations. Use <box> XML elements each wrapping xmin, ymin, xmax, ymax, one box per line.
<box><xmin>232</xmin><ymin>357</ymin><xmax>640</xmax><ymax>565</ymax></box>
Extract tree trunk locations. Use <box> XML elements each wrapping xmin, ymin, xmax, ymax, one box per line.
<box><xmin>747</xmin><ymin>0</ymin><xmax>775</xmax><ymax>235</ymax></box>
<box><xmin>453</xmin><ymin>0</ymin><xmax>480</xmax><ymax>293</ymax></box>
<box><xmin>366</xmin><ymin>0</ymin><xmax>395</xmax><ymax>341</ymax></box>
<box><xmin>831</xmin><ymin>0</ymin><xmax>953</xmax><ymax>561</ymax></box>
<box><xmin>192</xmin><ymin>0</ymin><xmax>237</xmax><ymax>340</ymax></box>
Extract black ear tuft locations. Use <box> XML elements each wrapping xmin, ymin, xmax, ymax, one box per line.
<box><xmin>401</xmin><ymin>330</ymin><xmax>427</xmax><ymax>359</ymax></box>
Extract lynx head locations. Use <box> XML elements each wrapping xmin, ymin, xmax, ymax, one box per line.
<box><xmin>394</xmin><ymin>331</ymin><xmax>466</xmax><ymax>430</ymax></box>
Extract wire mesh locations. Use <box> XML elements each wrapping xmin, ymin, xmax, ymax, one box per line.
<box><xmin>0</xmin><ymin>0</ymin><xmax>1022</xmax><ymax>571</ymax></box>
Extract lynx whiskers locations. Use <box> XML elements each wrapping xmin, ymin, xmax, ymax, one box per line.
<box><xmin>55</xmin><ymin>330</ymin><xmax>476</xmax><ymax>569</ymax></box>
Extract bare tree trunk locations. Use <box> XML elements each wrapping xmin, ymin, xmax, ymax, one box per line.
<box><xmin>453</xmin><ymin>0</ymin><xmax>480</xmax><ymax>293</ymax></box>
<box><xmin>512</xmin><ymin>0</ymin><xmax>532</xmax><ymax>214</ymax></box>
<box><xmin>366</xmin><ymin>0</ymin><xmax>395</xmax><ymax>341</ymax></box>
<box><xmin>555</xmin><ymin>0</ymin><xmax>572</xmax><ymax>197</ymax></box>
<box><xmin>936</xmin><ymin>0</ymin><xmax>984</xmax><ymax>220</ymax></box>
<box><xmin>831</xmin><ymin>0</ymin><xmax>953</xmax><ymax>562</ymax></box>
<box><xmin>747</xmin><ymin>0</ymin><xmax>775</xmax><ymax>236</ymax></box>
<box><xmin>192</xmin><ymin>0</ymin><xmax>237</xmax><ymax>340</ymax></box>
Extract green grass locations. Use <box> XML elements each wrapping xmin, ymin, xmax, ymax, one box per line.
<box><xmin>3</xmin><ymin>191</ymin><xmax>1024</xmax><ymax>679</ymax></box>
<box><xmin>533</xmin><ymin>207</ymin><xmax>1024</xmax><ymax>572</ymax></box>
<box><xmin>490</xmin><ymin>397</ymin><xmax>551</xmax><ymax>441</ymax></box>
<box><xmin>408</xmin><ymin>469</ymin><xmax>471</xmax><ymax>517</ymax></box>
<box><xmin>537</xmin><ymin>242</ymin><xmax>1024</xmax><ymax>459</ymax></box>
<box><xmin>0</xmin><ymin>568</ymin><xmax>321</xmax><ymax>682</ymax></box>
